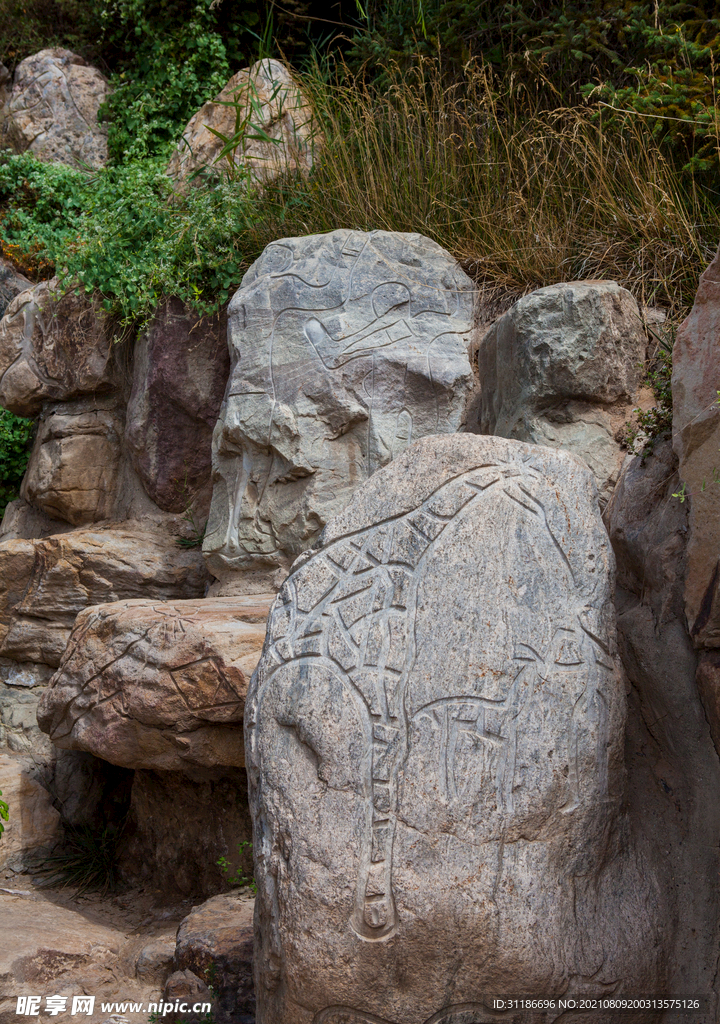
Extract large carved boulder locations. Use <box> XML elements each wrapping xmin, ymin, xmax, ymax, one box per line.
<box><xmin>0</xmin><ymin>525</ymin><xmax>209</xmax><ymax>667</ymax></box>
<box><xmin>477</xmin><ymin>280</ymin><xmax>647</xmax><ymax>503</ymax></box>
<box><xmin>204</xmin><ymin>230</ymin><xmax>475</xmax><ymax>586</ymax></box>
<box><xmin>38</xmin><ymin>595</ymin><xmax>271</xmax><ymax>771</ymax></box>
<box><xmin>125</xmin><ymin>298</ymin><xmax>230</xmax><ymax>512</ymax></box>
<box><xmin>21</xmin><ymin>397</ymin><xmax>123</xmax><ymax>525</ymax></box>
<box><xmin>166</xmin><ymin>59</ymin><xmax>314</xmax><ymax>190</ymax></box>
<box><xmin>1</xmin><ymin>49</ymin><xmax>108</xmax><ymax>168</ymax></box>
<box><xmin>0</xmin><ymin>279</ymin><xmax>114</xmax><ymax>417</ymax></box>
<box><xmin>672</xmin><ymin>243</ymin><xmax>720</xmax><ymax>646</ymax></box>
<box><xmin>246</xmin><ymin>434</ymin><xmax>662</xmax><ymax>1023</ymax></box>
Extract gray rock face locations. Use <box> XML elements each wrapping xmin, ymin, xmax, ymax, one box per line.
<box><xmin>2</xmin><ymin>49</ymin><xmax>109</xmax><ymax>168</ymax></box>
<box><xmin>246</xmin><ymin>434</ymin><xmax>662</xmax><ymax>1024</ymax></box>
<box><xmin>0</xmin><ymin>258</ymin><xmax>32</xmax><ymax>318</ymax></box>
<box><xmin>477</xmin><ymin>281</ymin><xmax>647</xmax><ymax>503</ymax></box>
<box><xmin>204</xmin><ymin>230</ymin><xmax>474</xmax><ymax>586</ymax></box>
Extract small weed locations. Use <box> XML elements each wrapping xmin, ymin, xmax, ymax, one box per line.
<box><xmin>217</xmin><ymin>839</ymin><xmax>256</xmax><ymax>893</ymax></box>
<box><xmin>0</xmin><ymin>789</ymin><xmax>8</xmax><ymax>837</ymax></box>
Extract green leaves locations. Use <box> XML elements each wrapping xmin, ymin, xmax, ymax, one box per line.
<box><xmin>0</xmin><ymin>410</ymin><xmax>34</xmax><ymax>518</ymax></box>
<box><xmin>0</xmin><ymin>789</ymin><xmax>8</xmax><ymax>838</ymax></box>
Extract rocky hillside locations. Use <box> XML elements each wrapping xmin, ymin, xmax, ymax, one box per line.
<box><xmin>2</xmin><ymin>9</ymin><xmax>720</xmax><ymax>1024</ymax></box>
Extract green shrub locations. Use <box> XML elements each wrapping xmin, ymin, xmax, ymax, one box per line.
<box><xmin>0</xmin><ymin>410</ymin><xmax>34</xmax><ymax>518</ymax></box>
<box><xmin>0</xmin><ymin>789</ymin><xmax>8</xmax><ymax>838</ymax></box>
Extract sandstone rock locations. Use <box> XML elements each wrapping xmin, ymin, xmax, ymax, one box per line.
<box><xmin>174</xmin><ymin>892</ymin><xmax>255</xmax><ymax>1024</ymax></box>
<box><xmin>0</xmin><ymin>753</ymin><xmax>60</xmax><ymax>872</ymax></box>
<box><xmin>166</xmin><ymin>59</ymin><xmax>315</xmax><ymax>190</ymax></box>
<box><xmin>204</xmin><ymin>230</ymin><xmax>475</xmax><ymax>585</ymax></box>
<box><xmin>0</xmin><ymin>279</ymin><xmax>114</xmax><ymax>418</ymax></box>
<box><xmin>605</xmin><ymin>440</ymin><xmax>720</xmax><ymax>1007</ymax></box>
<box><xmin>162</xmin><ymin>970</ymin><xmax>214</xmax><ymax>1024</ymax></box>
<box><xmin>116</xmin><ymin>768</ymin><xmax>251</xmax><ymax>896</ymax></box>
<box><xmin>0</xmin><ymin>499</ymin><xmax>74</xmax><ymax>542</ymax></box>
<box><xmin>0</xmin><ymin>659</ymin><xmax>54</xmax><ymax>754</ymax></box>
<box><xmin>477</xmin><ymin>280</ymin><xmax>647</xmax><ymax>502</ymax></box>
<box><xmin>125</xmin><ymin>298</ymin><xmax>229</xmax><ymax>512</ymax></box>
<box><xmin>0</xmin><ymin>258</ymin><xmax>31</xmax><ymax>319</ymax></box>
<box><xmin>2</xmin><ymin>49</ymin><xmax>108</xmax><ymax>168</ymax></box>
<box><xmin>246</xmin><ymin>434</ymin><xmax>662</xmax><ymax>1023</ymax></box>
<box><xmin>0</xmin><ymin>525</ymin><xmax>209</xmax><ymax>668</ymax></box>
<box><xmin>21</xmin><ymin>397</ymin><xmax>123</xmax><ymax>525</ymax></box>
<box><xmin>672</xmin><ymin>243</ymin><xmax>720</xmax><ymax>645</ymax></box>
<box><xmin>38</xmin><ymin>595</ymin><xmax>271</xmax><ymax>770</ymax></box>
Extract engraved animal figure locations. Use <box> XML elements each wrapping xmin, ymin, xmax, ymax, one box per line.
<box><xmin>205</xmin><ymin>229</ymin><xmax>474</xmax><ymax>575</ymax></box>
<box><xmin>246</xmin><ymin>457</ymin><xmax>612</xmax><ymax>943</ymax></box>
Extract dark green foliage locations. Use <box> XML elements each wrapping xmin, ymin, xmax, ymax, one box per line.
<box><xmin>0</xmin><ymin>0</ymin><xmax>106</xmax><ymax>72</ymax></box>
<box><xmin>0</xmin><ymin>788</ymin><xmax>8</xmax><ymax>837</ymax></box>
<box><xmin>0</xmin><ymin>409</ymin><xmax>34</xmax><ymax>517</ymax></box>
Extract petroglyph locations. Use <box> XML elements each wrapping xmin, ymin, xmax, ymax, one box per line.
<box><xmin>203</xmin><ymin>230</ymin><xmax>474</xmax><ymax>583</ymax></box>
<box><xmin>247</xmin><ymin>435</ymin><xmax>663</xmax><ymax>1024</ymax></box>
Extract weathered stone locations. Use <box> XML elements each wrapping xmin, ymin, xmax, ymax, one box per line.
<box><xmin>605</xmin><ymin>439</ymin><xmax>720</xmax><ymax>1008</ymax></box>
<box><xmin>246</xmin><ymin>434</ymin><xmax>662</xmax><ymax>1023</ymax></box>
<box><xmin>0</xmin><ymin>499</ymin><xmax>74</xmax><ymax>542</ymax></box>
<box><xmin>0</xmin><ymin>659</ymin><xmax>54</xmax><ymax>754</ymax></box>
<box><xmin>174</xmin><ymin>892</ymin><xmax>255</xmax><ymax>1024</ymax></box>
<box><xmin>2</xmin><ymin>49</ymin><xmax>108</xmax><ymax>168</ymax></box>
<box><xmin>166</xmin><ymin>59</ymin><xmax>315</xmax><ymax>190</ymax></box>
<box><xmin>38</xmin><ymin>595</ymin><xmax>270</xmax><ymax>770</ymax></box>
<box><xmin>0</xmin><ymin>525</ymin><xmax>209</xmax><ymax>668</ymax></box>
<box><xmin>0</xmin><ymin>753</ymin><xmax>60</xmax><ymax>872</ymax></box>
<box><xmin>0</xmin><ymin>258</ymin><xmax>31</xmax><ymax>319</ymax></box>
<box><xmin>117</xmin><ymin>768</ymin><xmax>252</xmax><ymax>897</ymax></box>
<box><xmin>125</xmin><ymin>298</ymin><xmax>229</xmax><ymax>512</ymax></box>
<box><xmin>477</xmin><ymin>280</ymin><xmax>647</xmax><ymax>502</ymax></box>
<box><xmin>21</xmin><ymin>397</ymin><xmax>123</xmax><ymax>525</ymax></box>
<box><xmin>204</xmin><ymin>230</ymin><xmax>475</xmax><ymax>585</ymax></box>
<box><xmin>162</xmin><ymin>970</ymin><xmax>214</xmax><ymax>1024</ymax></box>
<box><xmin>0</xmin><ymin>279</ymin><xmax>114</xmax><ymax>418</ymax></box>
<box><xmin>672</xmin><ymin>243</ymin><xmax>720</xmax><ymax>645</ymax></box>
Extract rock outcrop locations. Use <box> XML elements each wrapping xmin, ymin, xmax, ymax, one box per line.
<box><xmin>21</xmin><ymin>397</ymin><xmax>123</xmax><ymax>525</ymax></box>
<box><xmin>0</xmin><ymin>49</ymin><xmax>109</xmax><ymax>168</ymax></box>
<box><xmin>0</xmin><ymin>279</ymin><xmax>114</xmax><ymax>418</ymax></box>
<box><xmin>125</xmin><ymin>298</ymin><xmax>229</xmax><ymax>512</ymax></box>
<box><xmin>476</xmin><ymin>280</ymin><xmax>647</xmax><ymax>503</ymax></box>
<box><xmin>605</xmin><ymin>439</ymin><xmax>720</xmax><ymax>1009</ymax></box>
<box><xmin>0</xmin><ymin>258</ymin><xmax>31</xmax><ymax>319</ymax></box>
<box><xmin>0</xmin><ymin>753</ymin><xmax>60</xmax><ymax>872</ymax></box>
<box><xmin>38</xmin><ymin>595</ymin><xmax>271</xmax><ymax>771</ymax></box>
<box><xmin>204</xmin><ymin>229</ymin><xmax>475</xmax><ymax>587</ymax></box>
<box><xmin>166</xmin><ymin>59</ymin><xmax>315</xmax><ymax>190</ymax></box>
<box><xmin>246</xmin><ymin>434</ymin><xmax>662</xmax><ymax>1024</ymax></box>
<box><xmin>0</xmin><ymin>525</ymin><xmax>209</xmax><ymax>668</ymax></box>
<box><xmin>672</xmin><ymin>242</ymin><xmax>720</xmax><ymax>645</ymax></box>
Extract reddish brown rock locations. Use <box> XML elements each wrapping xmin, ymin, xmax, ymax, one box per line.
<box><xmin>37</xmin><ymin>595</ymin><xmax>271</xmax><ymax>770</ymax></box>
<box><xmin>125</xmin><ymin>298</ymin><xmax>229</xmax><ymax>513</ymax></box>
<box><xmin>672</xmin><ymin>243</ymin><xmax>720</xmax><ymax>645</ymax></box>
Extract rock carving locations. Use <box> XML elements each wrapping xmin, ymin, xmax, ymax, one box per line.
<box><xmin>204</xmin><ymin>230</ymin><xmax>474</xmax><ymax>584</ymax></box>
<box><xmin>246</xmin><ymin>435</ymin><xmax>662</xmax><ymax>1024</ymax></box>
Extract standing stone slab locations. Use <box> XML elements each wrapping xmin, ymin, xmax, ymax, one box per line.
<box><xmin>246</xmin><ymin>435</ymin><xmax>662</xmax><ymax>1024</ymax></box>
<box><xmin>203</xmin><ymin>230</ymin><xmax>474</xmax><ymax>586</ymax></box>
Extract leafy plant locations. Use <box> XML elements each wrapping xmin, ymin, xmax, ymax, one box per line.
<box><xmin>0</xmin><ymin>409</ymin><xmax>34</xmax><ymax>517</ymax></box>
<box><xmin>0</xmin><ymin>789</ymin><xmax>8</xmax><ymax>838</ymax></box>
<box><xmin>217</xmin><ymin>840</ymin><xmax>256</xmax><ymax>892</ymax></box>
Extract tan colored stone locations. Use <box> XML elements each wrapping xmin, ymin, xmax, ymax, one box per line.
<box><xmin>0</xmin><ymin>753</ymin><xmax>60</xmax><ymax>872</ymax></box>
<box><xmin>0</xmin><ymin>525</ymin><xmax>209</xmax><ymax>668</ymax></box>
<box><xmin>38</xmin><ymin>595</ymin><xmax>271</xmax><ymax>770</ymax></box>
<box><xmin>3</xmin><ymin>49</ymin><xmax>108</xmax><ymax>168</ymax></box>
<box><xmin>0</xmin><ymin>279</ymin><xmax>114</xmax><ymax>418</ymax></box>
<box><xmin>166</xmin><ymin>59</ymin><xmax>315</xmax><ymax>190</ymax></box>
<box><xmin>672</xmin><ymin>243</ymin><xmax>720</xmax><ymax>645</ymax></box>
<box><xmin>21</xmin><ymin>398</ymin><xmax>123</xmax><ymax>526</ymax></box>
